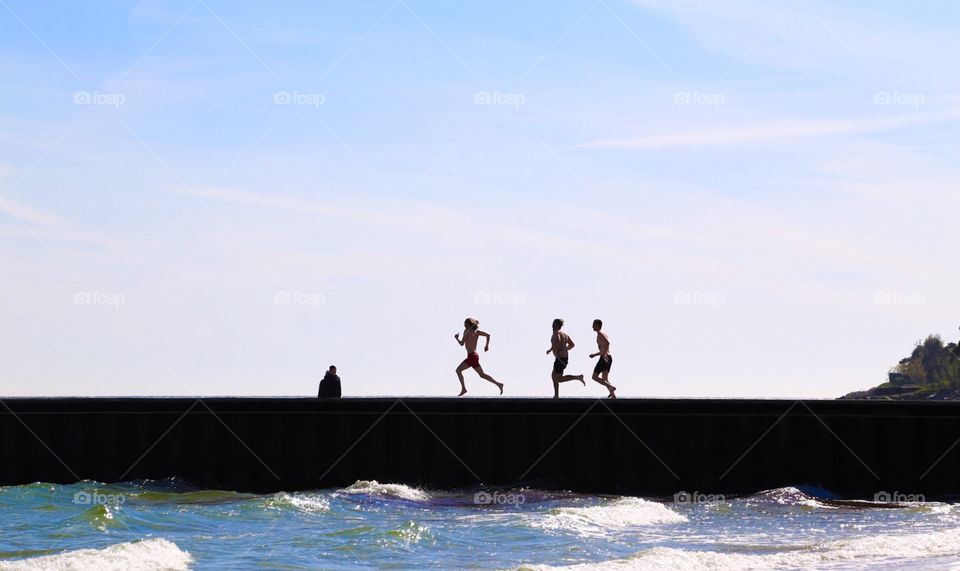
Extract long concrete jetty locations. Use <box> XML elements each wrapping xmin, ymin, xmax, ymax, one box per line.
<box><xmin>2</xmin><ymin>398</ymin><xmax>958</xmax><ymax>499</ymax></box>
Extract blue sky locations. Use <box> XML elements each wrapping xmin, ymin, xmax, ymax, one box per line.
<box><xmin>1</xmin><ymin>0</ymin><xmax>958</xmax><ymax>397</ymax></box>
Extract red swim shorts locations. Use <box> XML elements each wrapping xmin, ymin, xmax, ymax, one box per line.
<box><xmin>465</xmin><ymin>352</ymin><xmax>481</xmax><ymax>368</ymax></box>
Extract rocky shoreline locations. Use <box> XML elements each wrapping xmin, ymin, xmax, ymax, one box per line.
<box><xmin>839</xmin><ymin>387</ymin><xmax>960</xmax><ymax>401</ymax></box>
<box><xmin>840</xmin><ymin>331</ymin><xmax>960</xmax><ymax>401</ymax></box>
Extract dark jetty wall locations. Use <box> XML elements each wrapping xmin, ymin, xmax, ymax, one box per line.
<box><xmin>2</xmin><ymin>398</ymin><xmax>959</xmax><ymax>499</ymax></box>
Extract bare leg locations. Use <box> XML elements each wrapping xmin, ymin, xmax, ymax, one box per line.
<box><xmin>474</xmin><ymin>365</ymin><xmax>504</xmax><ymax>395</ymax></box>
<box><xmin>593</xmin><ymin>371</ymin><xmax>616</xmax><ymax>398</ymax></box>
<box><xmin>603</xmin><ymin>371</ymin><xmax>616</xmax><ymax>399</ymax></box>
<box><xmin>455</xmin><ymin>361</ymin><xmax>470</xmax><ymax>396</ymax></box>
<box><xmin>553</xmin><ymin>373</ymin><xmax>583</xmax><ymax>397</ymax></box>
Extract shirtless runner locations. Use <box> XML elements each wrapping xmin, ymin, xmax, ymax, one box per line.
<box><xmin>546</xmin><ymin>318</ymin><xmax>584</xmax><ymax>398</ymax></box>
<box><xmin>589</xmin><ymin>319</ymin><xmax>617</xmax><ymax>399</ymax></box>
<box><xmin>454</xmin><ymin>318</ymin><xmax>504</xmax><ymax>397</ymax></box>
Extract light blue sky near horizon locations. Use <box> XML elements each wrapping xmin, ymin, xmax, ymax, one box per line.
<box><xmin>1</xmin><ymin>0</ymin><xmax>958</xmax><ymax>398</ymax></box>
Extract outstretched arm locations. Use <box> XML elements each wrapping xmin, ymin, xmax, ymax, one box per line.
<box><xmin>478</xmin><ymin>331</ymin><xmax>491</xmax><ymax>351</ymax></box>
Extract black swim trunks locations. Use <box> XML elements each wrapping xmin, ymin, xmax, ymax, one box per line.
<box><xmin>552</xmin><ymin>357</ymin><xmax>569</xmax><ymax>375</ymax></box>
<box><xmin>593</xmin><ymin>355</ymin><xmax>613</xmax><ymax>375</ymax></box>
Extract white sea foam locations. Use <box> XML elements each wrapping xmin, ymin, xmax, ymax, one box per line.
<box><xmin>528</xmin><ymin>526</ymin><xmax>960</xmax><ymax>570</ymax></box>
<box><xmin>0</xmin><ymin>538</ymin><xmax>192</xmax><ymax>571</ymax></box>
<box><xmin>269</xmin><ymin>492</ymin><xmax>330</xmax><ymax>513</ymax></box>
<box><xmin>531</xmin><ymin>498</ymin><xmax>687</xmax><ymax>536</ymax></box>
<box><xmin>338</xmin><ymin>480</ymin><xmax>430</xmax><ymax>501</ymax></box>
<box><xmin>748</xmin><ymin>487</ymin><xmax>834</xmax><ymax>509</ymax></box>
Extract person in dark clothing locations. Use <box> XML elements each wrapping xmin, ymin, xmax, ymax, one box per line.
<box><xmin>546</xmin><ymin>318</ymin><xmax>584</xmax><ymax>398</ymax></box>
<box><xmin>318</xmin><ymin>365</ymin><xmax>341</xmax><ymax>398</ymax></box>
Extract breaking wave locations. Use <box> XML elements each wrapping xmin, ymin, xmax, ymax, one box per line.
<box><xmin>0</xmin><ymin>538</ymin><xmax>192</xmax><ymax>571</ymax></box>
<box><xmin>529</xmin><ymin>527</ymin><xmax>960</xmax><ymax>570</ymax></box>
<box><xmin>336</xmin><ymin>480</ymin><xmax>431</xmax><ymax>501</ymax></box>
<box><xmin>531</xmin><ymin>497</ymin><xmax>687</xmax><ymax>536</ymax></box>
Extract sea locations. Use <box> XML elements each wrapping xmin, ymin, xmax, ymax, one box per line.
<box><xmin>1</xmin><ymin>479</ymin><xmax>959</xmax><ymax>570</ymax></box>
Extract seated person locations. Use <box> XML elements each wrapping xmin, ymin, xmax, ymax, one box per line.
<box><xmin>318</xmin><ymin>365</ymin><xmax>341</xmax><ymax>398</ymax></box>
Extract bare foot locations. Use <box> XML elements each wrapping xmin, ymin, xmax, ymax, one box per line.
<box><xmin>458</xmin><ymin>388</ymin><xmax>467</xmax><ymax>397</ymax></box>
<box><xmin>497</xmin><ymin>383</ymin><xmax>504</xmax><ymax>395</ymax></box>
<box><xmin>553</xmin><ymin>394</ymin><xmax>560</xmax><ymax>399</ymax></box>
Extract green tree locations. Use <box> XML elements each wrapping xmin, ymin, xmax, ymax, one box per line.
<box><xmin>893</xmin><ymin>334</ymin><xmax>960</xmax><ymax>389</ymax></box>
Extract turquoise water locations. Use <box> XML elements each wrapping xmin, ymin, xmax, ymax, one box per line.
<box><xmin>1</xmin><ymin>480</ymin><xmax>959</xmax><ymax>569</ymax></box>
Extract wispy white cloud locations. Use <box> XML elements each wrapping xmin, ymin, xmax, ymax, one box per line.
<box><xmin>0</xmin><ymin>196</ymin><xmax>61</xmax><ymax>226</ymax></box>
<box><xmin>630</xmin><ymin>0</ymin><xmax>958</xmax><ymax>79</ymax></box>
<box><xmin>0</xmin><ymin>196</ymin><xmax>117</xmax><ymax>248</ymax></box>
<box><xmin>575</xmin><ymin>110</ymin><xmax>960</xmax><ymax>150</ymax></box>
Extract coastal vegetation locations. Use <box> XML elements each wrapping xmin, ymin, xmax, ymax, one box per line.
<box><xmin>842</xmin><ymin>331</ymin><xmax>960</xmax><ymax>399</ymax></box>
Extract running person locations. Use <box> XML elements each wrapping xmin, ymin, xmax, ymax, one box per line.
<box><xmin>546</xmin><ymin>318</ymin><xmax>584</xmax><ymax>398</ymax></box>
<box><xmin>589</xmin><ymin>319</ymin><xmax>617</xmax><ymax>399</ymax></box>
<box><xmin>454</xmin><ymin>318</ymin><xmax>504</xmax><ymax>397</ymax></box>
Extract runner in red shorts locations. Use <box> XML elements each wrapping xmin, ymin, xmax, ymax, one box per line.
<box><xmin>454</xmin><ymin>318</ymin><xmax>504</xmax><ymax>397</ymax></box>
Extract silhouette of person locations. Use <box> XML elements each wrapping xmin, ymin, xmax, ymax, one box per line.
<box><xmin>589</xmin><ymin>319</ymin><xmax>617</xmax><ymax>399</ymax></box>
<box><xmin>546</xmin><ymin>318</ymin><xmax>584</xmax><ymax>398</ymax></box>
<box><xmin>454</xmin><ymin>318</ymin><xmax>504</xmax><ymax>396</ymax></box>
<box><xmin>318</xmin><ymin>365</ymin><xmax>341</xmax><ymax>398</ymax></box>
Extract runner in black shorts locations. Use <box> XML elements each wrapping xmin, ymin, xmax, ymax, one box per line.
<box><xmin>589</xmin><ymin>319</ymin><xmax>617</xmax><ymax>398</ymax></box>
<box><xmin>592</xmin><ymin>354</ymin><xmax>612</xmax><ymax>375</ymax></box>
<box><xmin>546</xmin><ymin>318</ymin><xmax>584</xmax><ymax>398</ymax></box>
